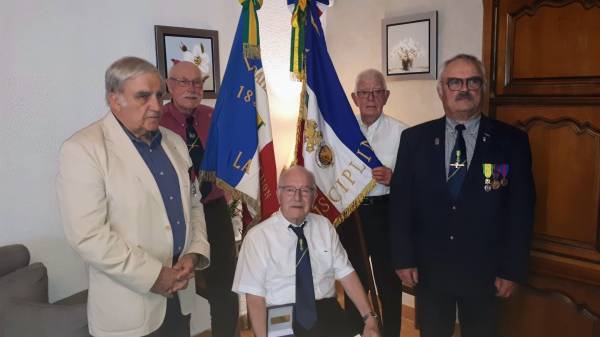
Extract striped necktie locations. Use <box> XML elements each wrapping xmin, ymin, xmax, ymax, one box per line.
<box><xmin>185</xmin><ymin>116</ymin><xmax>212</xmax><ymax>197</ymax></box>
<box><xmin>289</xmin><ymin>223</ymin><xmax>317</xmax><ymax>330</ymax></box>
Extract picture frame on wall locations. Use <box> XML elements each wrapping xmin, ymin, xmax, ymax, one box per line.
<box><xmin>154</xmin><ymin>25</ymin><xmax>220</xmax><ymax>99</ymax></box>
<box><xmin>382</xmin><ymin>11</ymin><xmax>437</xmax><ymax>80</ymax></box>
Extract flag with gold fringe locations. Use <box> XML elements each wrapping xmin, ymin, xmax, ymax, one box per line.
<box><xmin>201</xmin><ymin>0</ymin><xmax>279</xmax><ymax>226</ymax></box>
<box><xmin>289</xmin><ymin>0</ymin><xmax>383</xmax><ymax>226</ymax></box>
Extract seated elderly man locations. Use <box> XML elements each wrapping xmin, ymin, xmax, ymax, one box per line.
<box><xmin>232</xmin><ymin>165</ymin><xmax>380</xmax><ymax>337</ymax></box>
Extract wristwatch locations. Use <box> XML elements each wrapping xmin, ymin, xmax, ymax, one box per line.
<box><xmin>362</xmin><ymin>311</ymin><xmax>379</xmax><ymax>323</ymax></box>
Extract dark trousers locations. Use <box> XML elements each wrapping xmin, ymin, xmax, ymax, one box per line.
<box><xmin>417</xmin><ymin>285</ymin><xmax>498</xmax><ymax>337</ymax></box>
<box><xmin>338</xmin><ymin>197</ymin><xmax>403</xmax><ymax>337</ymax></box>
<box><xmin>293</xmin><ymin>298</ymin><xmax>356</xmax><ymax>337</ymax></box>
<box><xmin>196</xmin><ymin>197</ymin><xmax>239</xmax><ymax>337</ymax></box>
<box><xmin>145</xmin><ymin>294</ymin><xmax>191</xmax><ymax>337</ymax></box>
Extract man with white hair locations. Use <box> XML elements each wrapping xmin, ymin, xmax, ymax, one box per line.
<box><xmin>233</xmin><ymin>165</ymin><xmax>381</xmax><ymax>337</ymax></box>
<box><xmin>161</xmin><ymin>61</ymin><xmax>239</xmax><ymax>337</ymax></box>
<box><xmin>338</xmin><ymin>68</ymin><xmax>407</xmax><ymax>337</ymax></box>
<box><xmin>57</xmin><ymin>56</ymin><xmax>210</xmax><ymax>337</ymax></box>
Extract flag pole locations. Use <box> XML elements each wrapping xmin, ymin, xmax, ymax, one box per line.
<box><xmin>352</xmin><ymin>211</ymin><xmax>383</xmax><ymax>324</ymax></box>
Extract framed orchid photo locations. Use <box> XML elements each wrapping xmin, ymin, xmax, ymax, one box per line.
<box><xmin>154</xmin><ymin>25</ymin><xmax>220</xmax><ymax>98</ymax></box>
<box><xmin>382</xmin><ymin>11</ymin><xmax>437</xmax><ymax>80</ymax></box>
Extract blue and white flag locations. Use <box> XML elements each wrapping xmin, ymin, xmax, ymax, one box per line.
<box><xmin>290</xmin><ymin>0</ymin><xmax>382</xmax><ymax>225</ymax></box>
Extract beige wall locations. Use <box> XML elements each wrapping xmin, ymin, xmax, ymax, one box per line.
<box><xmin>327</xmin><ymin>0</ymin><xmax>483</xmax><ymax>127</ymax></box>
<box><xmin>325</xmin><ymin>0</ymin><xmax>483</xmax><ymax>307</ymax></box>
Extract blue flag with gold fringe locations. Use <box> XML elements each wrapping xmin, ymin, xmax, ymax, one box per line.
<box><xmin>201</xmin><ymin>0</ymin><xmax>279</xmax><ymax>223</ymax></box>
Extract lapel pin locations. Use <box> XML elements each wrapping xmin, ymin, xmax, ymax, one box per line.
<box><xmin>434</xmin><ymin>137</ymin><xmax>440</xmax><ymax>146</ymax></box>
<box><xmin>483</xmin><ymin>132</ymin><xmax>491</xmax><ymax>143</ymax></box>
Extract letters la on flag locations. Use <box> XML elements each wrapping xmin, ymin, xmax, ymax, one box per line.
<box><xmin>289</xmin><ymin>0</ymin><xmax>382</xmax><ymax>226</ymax></box>
<box><xmin>201</xmin><ymin>0</ymin><xmax>278</xmax><ymax>223</ymax></box>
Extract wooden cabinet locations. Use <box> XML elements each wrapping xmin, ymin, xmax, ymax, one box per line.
<box><xmin>482</xmin><ymin>1</ymin><xmax>600</xmax><ymax>336</ymax></box>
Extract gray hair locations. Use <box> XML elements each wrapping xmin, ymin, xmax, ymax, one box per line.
<box><xmin>436</xmin><ymin>54</ymin><xmax>486</xmax><ymax>95</ymax></box>
<box><xmin>105</xmin><ymin>56</ymin><xmax>161</xmax><ymax>104</ymax></box>
<box><xmin>354</xmin><ymin>68</ymin><xmax>387</xmax><ymax>92</ymax></box>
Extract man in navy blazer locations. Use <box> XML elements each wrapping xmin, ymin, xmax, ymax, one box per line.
<box><xmin>390</xmin><ymin>54</ymin><xmax>535</xmax><ymax>337</ymax></box>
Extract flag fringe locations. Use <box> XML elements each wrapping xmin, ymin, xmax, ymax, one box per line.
<box><xmin>200</xmin><ymin>170</ymin><xmax>261</xmax><ymax>220</ymax></box>
<box><xmin>332</xmin><ymin>179</ymin><xmax>377</xmax><ymax>227</ymax></box>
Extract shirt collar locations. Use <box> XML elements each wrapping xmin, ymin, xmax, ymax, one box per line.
<box><xmin>277</xmin><ymin>210</ymin><xmax>308</xmax><ymax>228</ymax></box>
<box><xmin>445</xmin><ymin>114</ymin><xmax>481</xmax><ymax>136</ymax></box>
<box><xmin>358</xmin><ymin>113</ymin><xmax>384</xmax><ymax>132</ymax></box>
<box><xmin>164</xmin><ymin>101</ymin><xmax>195</xmax><ymax>126</ymax></box>
<box><xmin>114</xmin><ymin>113</ymin><xmax>162</xmax><ymax>148</ymax></box>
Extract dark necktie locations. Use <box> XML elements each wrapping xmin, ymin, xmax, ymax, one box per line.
<box><xmin>185</xmin><ymin>116</ymin><xmax>212</xmax><ymax>197</ymax></box>
<box><xmin>288</xmin><ymin>223</ymin><xmax>317</xmax><ymax>330</ymax></box>
<box><xmin>448</xmin><ymin>124</ymin><xmax>467</xmax><ymax>200</ymax></box>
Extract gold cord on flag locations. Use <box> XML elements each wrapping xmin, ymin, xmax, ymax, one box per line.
<box><xmin>290</xmin><ymin>0</ymin><xmax>308</xmax><ymax>80</ymax></box>
<box><xmin>240</xmin><ymin>0</ymin><xmax>263</xmax><ymax>60</ymax></box>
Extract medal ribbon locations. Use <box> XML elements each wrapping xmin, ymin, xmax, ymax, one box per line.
<box><xmin>483</xmin><ymin>163</ymin><xmax>493</xmax><ymax>179</ymax></box>
<box><xmin>499</xmin><ymin>164</ymin><xmax>508</xmax><ymax>179</ymax></box>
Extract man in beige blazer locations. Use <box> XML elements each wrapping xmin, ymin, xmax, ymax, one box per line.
<box><xmin>57</xmin><ymin>56</ymin><xmax>210</xmax><ymax>337</ymax></box>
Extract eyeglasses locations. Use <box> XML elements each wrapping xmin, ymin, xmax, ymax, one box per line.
<box><xmin>446</xmin><ymin>77</ymin><xmax>484</xmax><ymax>91</ymax></box>
<box><xmin>168</xmin><ymin>77</ymin><xmax>204</xmax><ymax>89</ymax></box>
<box><xmin>278</xmin><ymin>185</ymin><xmax>315</xmax><ymax>197</ymax></box>
<box><xmin>355</xmin><ymin>89</ymin><xmax>388</xmax><ymax>99</ymax></box>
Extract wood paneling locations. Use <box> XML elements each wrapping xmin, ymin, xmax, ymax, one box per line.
<box><xmin>484</xmin><ymin>0</ymin><xmax>600</xmax><ymax>336</ymax></box>
<box><xmin>492</xmin><ymin>0</ymin><xmax>600</xmax><ymax>96</ymax></box>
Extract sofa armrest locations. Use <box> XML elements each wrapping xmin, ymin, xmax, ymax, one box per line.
<box><xmin>0</xmin><ymin>244</ymin><xmax>30</xmax><ymax>277</ymax></box>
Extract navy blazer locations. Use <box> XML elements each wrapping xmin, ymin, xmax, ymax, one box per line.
<box><xmin>390</xmin><ymin>116</ymin><xmax>535</xmax><ymax>296</ymax></box>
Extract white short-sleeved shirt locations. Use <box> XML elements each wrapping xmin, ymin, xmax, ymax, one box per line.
<box><xmin>232</xmin><ymin>211</ymin><xmax>354</xmax><ymax>306</ymax></box>
<box><xmin>358</xmin><ymin>114</ymin><xmax>408</xmax><ymax>196</ymax></box>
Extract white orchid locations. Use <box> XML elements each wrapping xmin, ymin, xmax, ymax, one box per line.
<box><xmin>392</xmin><ymin>38</ymin><xmax>423</xmax><ymax>70</ymax></box>
<box><xmin>181</xmin><ymin>42</ymin><xmax>211</xmax><ymax>75</ymax></box>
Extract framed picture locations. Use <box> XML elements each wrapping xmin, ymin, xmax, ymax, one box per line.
<box><xmin>154</xmin><ymin>25</ymin><xmax>220</xmax><ymax>99</ymax></box>
<box><xmin>382</xmin><ymin>11</ymin><xmax>437</xmax><ymax>80</ymax></box>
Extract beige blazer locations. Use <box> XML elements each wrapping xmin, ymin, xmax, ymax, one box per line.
<box><xmin>57</xmin><ymin>113</ymin><xmax>210</xmax><ymax>337</ymax></box>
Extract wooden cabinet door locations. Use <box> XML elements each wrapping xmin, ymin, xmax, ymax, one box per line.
<box><xmin>482</xmin><ymin>1</ymin><xmax>600</xmax><ymax>336</ymax></box>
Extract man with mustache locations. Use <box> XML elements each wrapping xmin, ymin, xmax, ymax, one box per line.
<box><xmin>57</xmin><ymin>56</ymin><xmax>210</xmax><ymax>336</ymax></box>
<box><xmin>390</xmin><ymin>54</ymin><xmax>535</xmax><ymax>337</ymax></box>
<box><xmin>161</xmin><ymin>61</ymin><xmax>239</xmax><ymax>337</ymax></box>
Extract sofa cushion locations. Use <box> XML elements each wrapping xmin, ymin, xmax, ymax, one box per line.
<box><xmin>0</xmin><ymin>262</ymin><xmax>48</xmax><ymax>319</ymax></box>
<box><xmin>0</xmin><ymin>244</ymin><xmax>30</xmax><ymax>277</ymax></box>
<box><xmin>1</xmin><ymin>299</ymin><xmax>90</xmax><ymax>337</ymax></box>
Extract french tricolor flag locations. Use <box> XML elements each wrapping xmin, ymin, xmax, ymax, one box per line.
<box><xmin>290</xmin><ymin>0</ymin><xmax>382</xmax><ymax>225</ymax></box>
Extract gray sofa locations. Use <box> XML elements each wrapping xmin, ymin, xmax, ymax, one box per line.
<box><xmin>0</xmin><ymin>244</ymin><xmax>90</xmax><ymax>337</ymax></box>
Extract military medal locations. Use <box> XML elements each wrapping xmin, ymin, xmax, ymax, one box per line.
<box><xmin>492</xmin><ymin>178</ymin><xmax>501</xmax><ymax>190</ymax></box>
<box><xmin>491</xmin><ymin>165</ymin><xmax>501</xmax><ymax>190</ymax></box>
<box><xmin>499</xmin><ymin>164</ymin><xmax>509</xmax><ymax>186</ymax></box>
<box><xmin>483</xmin><ymin>163</ymin><xmax>493</xmax><ymax>192</ymax></box>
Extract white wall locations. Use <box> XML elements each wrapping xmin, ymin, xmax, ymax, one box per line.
<box><xmin>326</xmin><ymin>0</ymin><xmax>483</xmax><ymax>307</ymax></box>
<box><xmin>0</xmin><ymin>0</ymin><xmax>241</xmax><ymax>333</ymax></box>
<box><xmin>0</xmin><ymin>0</ymin><xmax>483</xmax><ymax>330</ymax></box>
<box><xmin>327</xmin><ymin>0</ymin><xmax>483</xmax><ymax>126</ymax></box>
